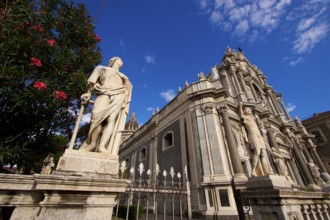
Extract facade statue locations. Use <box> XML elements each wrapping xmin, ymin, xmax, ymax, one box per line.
<box><xmin>210</xmin><ymin>65</ymin><xmax>219</xmax><ymax>80</ymax></box>
<box><xmin>308</xmin><ymin>159</ymin><xmax>324</xmax><ymax>183</ymax></box>
<box><xmin>271</xmin><ymin>148</ymin><xmax>289</xmax><ymax>179</ymax></box>
<box><xmin>80</xmin><ymin>57</ymin><xmax>132</xmax><ymax>154</ymax></box>
<box><xmin>239</xmin><ymin>102</ymin><xmax>270</xmax><ymax>176</ymax></box>
<box><xmin>41</xmin><ymin>154</ymin><xmax>55</xmax><ymax>175</ymax></box>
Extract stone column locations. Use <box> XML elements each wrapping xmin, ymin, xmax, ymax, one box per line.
<box><xmin>302</xmin><ymin>146</ymin><xmax>313</xmax><ymax>161</ymax></box>
<box><xmin>265</xmin><ymin>88</ymin><xmax>281</xmax><ymax>115</ymax></box>
<box><xmin>290</xmin><ymin>138</ymin><xmax>317</xmax><ymax>187</ymax></box>
<box><xmin>217</xmin><ymin>105</ymin><xmax>245</xmax><ymax>176</ymax></box>
<box><xmin>229</xmin><ymin>67</ymin><xmax>245</xmax><ymax>101</ymax></box>
<box><xmin>237</xmin><ymin>71</ymin><xmax>250</xmax><ymax>100</ymax></box>
<box><xmin>309</xmin><ymin>145</ymin><xmax>330</xmax><ymax>183</ymax></box>
<box><xmin>221</xmin><ymin>71</ymin><xmax>233</xmax><ymax>96</ymax></box>
<box><xmin>279</xmin><ymin>99</ymin><xmax>291</xmax><ymax>120</ymax></box>
<box><xmin>248</xmin><ymin>80</ymin><xmax>259</xmax><ymax>102</ymax></box>
<box><xmin>310</xmin><ymin>147</ymin><xmax>327</xmax><ymax>173</ymax></box>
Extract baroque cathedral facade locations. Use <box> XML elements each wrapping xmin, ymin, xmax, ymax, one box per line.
<box><xmin>119</xmin><ymin>47</ymin><xmax>330</xmax><ymax>219</ymax></box>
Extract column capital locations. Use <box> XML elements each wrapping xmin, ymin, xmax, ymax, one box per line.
<box><xmin>201</xmin><ymin>103</ymin><xmax>214</xmax><ymax>115</ymax></box>
<box><xmin>216</xmin><ymin>104</ymin><xmax>229</xmax><ymax>114</ymax></box>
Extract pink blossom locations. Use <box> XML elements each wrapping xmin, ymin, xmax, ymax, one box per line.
<box><xmin>33</xmin><ymin>24</ymin><xmax>44</xmax><ymax>32</ymax></box>
<box><xmin>47</xmin><ymin>39</ymin><xmax>55</xmax><ymax>46</ymax></box>
<box><xmin>95</xmin><ymin>34</ymin><xmax>102</xmax><ymax>42</ymax></box>
<box><xmin>33</xmin><ymin>81</ymin><xmax>47</xmax><ymax>90</ymax></box>
<box><xmin>54</xmin><ymin>90</ymin><xmax>67</xmax><ymax>100</ymax></box>
<box><xmin>31</xmin><ymin>57</ymin><xmax>42</xmax><ymax>67</ymax></box>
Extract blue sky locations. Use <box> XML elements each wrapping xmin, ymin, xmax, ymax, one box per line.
<box><xmin>78</xmin><ymin>0</ymin><xmax>330</xmax><ymax>125</ymax></box>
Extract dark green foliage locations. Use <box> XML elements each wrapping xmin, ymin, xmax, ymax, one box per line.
<box><xmin>0</xmin><ymin>0</ymin><xmax>101</xmax><ymax>172</ymax></box>
<box><xmin>116</xmin><ymin>205</ymin><xmax>143</xmax><ymax>220</ymax></box>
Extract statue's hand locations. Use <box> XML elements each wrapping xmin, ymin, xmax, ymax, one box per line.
<box><xmin>81</xmin><ymin>92</ymin><xmax>91</xmax><ymax>103</ymax></box>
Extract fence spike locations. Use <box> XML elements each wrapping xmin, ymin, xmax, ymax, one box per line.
<box><xmin>147</xmin><ymin>169</ymin><xmax>151</xmax><ymax>176</ymax></box>
<box><xmin>130</xmin><ymin>166</ymin><xmax>135</xmax><ymax>177</ymax></box>
<box><xmin>155</xmin><ymin>163</ymin><xmax>160</xmax><ymax>176</ymax></box>
<box><xmin>177</xmin><ymin>172</ymin><xmax>181</xmax><ymax>179</ymax></box>
<box><xmin>170</xmin><ymin>167</ymin><xmax>175</xmax><ymax>179</ymax></box>
<box><xmin>120</xmin><ymin>160</ymin><xmax>127</xmax><ymax>179</ymax></box>
<box><xmin>138</xmin><ymin>162</ymin><xmax>145</xmax><ymax>176</ymax></box>
<box><xmin>163</xmin><ymin>170</ymin><xmax>167</xmax><ymax>177</ymax></box>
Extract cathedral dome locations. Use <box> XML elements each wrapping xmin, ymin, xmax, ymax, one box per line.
<box><xmin>125</xmin><ymin>112</ymin><xmax>140</xmax><ymax>130</ymax></box>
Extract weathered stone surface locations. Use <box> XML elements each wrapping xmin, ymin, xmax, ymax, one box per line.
<box><xmin>55</xmin><ymin>149</ymin><xmax>119</xmax><ymax>178</ymax></box>
<box><xmin>246</xmin><ymin>175</ymin><xmax>293</xmax><ymax>190</ymax></box>
<box><xmin>0</xmin><ymin>173</ymin><xmax>130</xmax><ymax>220</ymax></box>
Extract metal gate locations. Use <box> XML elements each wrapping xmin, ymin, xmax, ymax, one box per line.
<box><xmin>115</xmin><ymin>162</ymin><xmax>192</xmax><ymax>220</ymax></box>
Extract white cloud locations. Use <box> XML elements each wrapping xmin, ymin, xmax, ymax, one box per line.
<box><xmin>290</xmin><ymin>0</ymin><xmax>330</xmax><ymax>55</ymax></box>
<box><xmin>160</xmin><ymin>89</ymin><xmax>175</xmax><ymax>102</ymax></box>
<box><xmin>297</xmin><ymin>17</ymin><xmax>317</xmax><ymax>32</ymax></box>
<box><xmin>195</xmin><ymin>0</ymin><xmax>329</xmax><ymax>65</ymax></box>
<box><xmin>286</xmin><ymin>103</ymin><xmax>296</xmax><ymax>113</ymax></box>
<box><xmin>144</xmin><ymin>55</ymin><xmax>156</xmax><ymax>64</ymax></box>
<box><xmin>234</xmin><ymin>19</ymin><xmax>249</xmax><ymax>35</ymax></box>
<box><xmin>146</xmin><ymin>107</ymin><xmax>155</xmax><ymax>111</ymax></box>
<box><xmin>293</xmin><ymin>23</ymin><xmax>329</xmax><ymax>54</ymax></box>
<box><xmin>196</xmin><ymin>0</ymin><xmax>292</xmax><ymax>41</ymax></box>
<box><xmin>289</xmin><ymin>57</ymin><xmax>303</xmax><ymax>66</ymax></box>
<box><xmin>210</xmin><ymin>11</ymin><xmax>223</xmax><ymax>25</ymax></box>
<box><xmin>258</xmin><ymin>0</ymin><xmax>276</xmax><ymax>9</ymax></box>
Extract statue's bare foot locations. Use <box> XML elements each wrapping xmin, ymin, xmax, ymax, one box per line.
<box><xmin>97</xmin><ymin>145</ymin><xmax>107</xmax><ymax>153</ymax></box>
<box><xmin>80</xmin><ymin>143</ymin><xmax>96</xmax><ymax>151</ymax></box>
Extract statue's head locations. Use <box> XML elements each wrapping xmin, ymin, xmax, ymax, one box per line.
<box><xmin>244</xmin><ymin>107</ymin><xmax>252</xmax><ymax>115</ymax></box>
<box><xmin>108</xmin><ymin>57</ymin><xmax>123</xmax><ymax>68</ymax></box>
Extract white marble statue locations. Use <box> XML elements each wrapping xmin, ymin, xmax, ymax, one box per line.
<box><xmin>271</xmin><ymin>148</ymin><xmax>289</xmax><ymax>179</ymax></box>
<box><xmin>210</xmin><ymin>65</ymin><xmax>219</xmax><ymax>80</ymax></box>
<box><xmin>239</xmin><ymin>102</ymin><xmax>270</xmax><ymax>176</ymax></box>
<box><xmin>308</xmin><ymin>159</ymin><xmax>324</xmax><ymax>183</ymax></box>
<box><xmin>80</xmin><ymin>57</ymin><xmax>132</xmax><ymax>153</ymax></box>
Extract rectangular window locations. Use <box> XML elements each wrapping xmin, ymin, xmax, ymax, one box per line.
<box><xmin>312</xmin><ymin>131</ymin><xmax>325</xmax><ymax>144</ymax></box>
<box><xmin>207</xmin><ymin>189</ymin><xmax>214</xmax><ymax>207</ymax></box>
<box><xmin>219</xmin><ymin>189</ymin><xmax>230</xmax><ymax>207</ymax></box>
<box><xmin>139</xmin><ymin>148</ymin><xmax>146</xmax><ymax>161</ymax></box>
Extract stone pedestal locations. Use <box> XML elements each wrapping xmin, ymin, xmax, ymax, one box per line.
<box><xmin>241</xmin><ymin>175</ymin><xmax>330</xmax><ymax>220</ymax></box>
<box><xmin>4</xmin><ymin>174</ymin><xmax>130</xmax><ymax>220</ymax></box>
<box><xmin>55</xmin><ymin>149</ymin><xmax>119</xmax><ymax>178</ymax></box>
<box><xmin>246</xmin><ymin>175</ymin><xmax>293</xmax><ymax>191</ymax></box>
<box><xmin>0</xmin><ymin>149</ymin><xmax>130</xmax><ymax>220</ymax></box>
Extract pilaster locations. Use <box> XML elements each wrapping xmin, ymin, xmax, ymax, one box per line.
<box><xmin>217</xmin><ymin>104</ymin><xmax>245</xmax><ymax>177</ymax></box>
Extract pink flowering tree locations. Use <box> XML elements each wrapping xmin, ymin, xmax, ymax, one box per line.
<box><xmin>0</xmin><ymin>0</ymin><xmax>102</xmax><ymax>172</ymax></box>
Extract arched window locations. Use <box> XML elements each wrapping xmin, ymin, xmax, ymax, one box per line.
<box><xmin>163</xmin><ymin>131</ymin><xmax>174</xmax><ymax>150</ymax></box>
<box><xmin>139</xmin><ymin>148</ymin><xmax>147</xmax><ymax>161</ymax></box>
